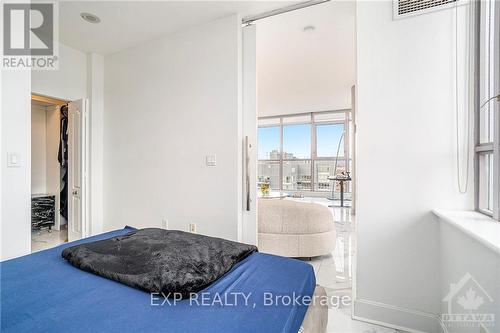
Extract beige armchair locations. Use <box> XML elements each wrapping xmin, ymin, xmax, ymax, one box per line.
<box><xmin>258</xmin><ymin>199</ymin><xmax>336</xmax><ymax>258</ymax></box>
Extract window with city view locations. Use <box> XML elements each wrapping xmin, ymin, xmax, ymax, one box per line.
<box><xmin>257</xmin><ymin>111</ymin><xmax>351</xmax><ymax>196</ymax></box>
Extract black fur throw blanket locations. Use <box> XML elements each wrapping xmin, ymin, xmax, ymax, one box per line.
<box><xmin>62</xmin><ymin>228</ymin><xmax>257</xmax><ymax>298</ymax></box>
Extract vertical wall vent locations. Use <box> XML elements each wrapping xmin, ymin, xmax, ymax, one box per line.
<box><xmin>394</xmin><ymin>0</ymin><xmax>467</xmax><ymax>19</ymax></box>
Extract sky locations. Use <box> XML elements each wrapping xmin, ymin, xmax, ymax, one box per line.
<box><xmin>258</xmin><ymin>124</ymin><xmax>344</xmax><ymax>160</ymax></box>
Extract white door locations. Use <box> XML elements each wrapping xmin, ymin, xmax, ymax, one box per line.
<box><xmin>242</xmin><ymin>24</ymin><xmax>258</xmax><ymax>245</ymax></box>
<box><xmin>68</xmin><ymin>99</ymin><xmax>87</xmax><ymax>241</ymax></box>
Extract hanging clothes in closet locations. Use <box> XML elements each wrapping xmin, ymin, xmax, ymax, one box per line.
<box><xmin>58</xmin><ymin>105</ymin><xmax>69</xmax><ymax>220</ymax></box>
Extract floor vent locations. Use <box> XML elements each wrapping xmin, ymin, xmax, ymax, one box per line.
<box><xmin>394</xmin><ymin>0</ymin><xmax>465</xmax><ymax>19</ymax></box>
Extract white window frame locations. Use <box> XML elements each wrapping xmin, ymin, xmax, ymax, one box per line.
<box><xmin>258</xmin><ymin>110</ymin><xmax>351</xmax><ymax>194</ymax></box>
<box><xmin>474</xmin><ymin>0</ymin><xmax>500</xmax><ymax>220</ymax></box>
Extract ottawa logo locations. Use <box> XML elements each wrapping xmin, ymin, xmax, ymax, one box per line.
<box><xmin>441</xmin><ymin>273</ymin><xmax>495</xmax><ymax>330</ymax></box>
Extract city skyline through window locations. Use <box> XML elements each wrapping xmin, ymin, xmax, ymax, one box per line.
<box><xmin>258</xmin><ymin>111</ymin><xmax>350</xmax><ymax>194</ymax></box>
<box><xmin>258</xmin><ymin>123</ymin><xmax>344</xmax><ymax>160</ymax></box>
<box><xmin>258</xmin><ymin>126</ymin><xmax>280</xmax><ymax>160</ymax></box>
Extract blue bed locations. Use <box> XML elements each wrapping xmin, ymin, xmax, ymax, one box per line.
<box><xmin>1</xmin><ymin>227</ymin><xmax>316</xmax><ymax>333</ymax></box>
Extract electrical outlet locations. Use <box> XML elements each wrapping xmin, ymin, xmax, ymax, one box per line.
<box><xmin>162</xmin><ymin>217</ymin><xmax>168</xmax><ymax>229</ymax></box>
<box><xmin>189</xmin><ymin>223</ymin><xmax>197</xmax><ymax>233</ymax></box>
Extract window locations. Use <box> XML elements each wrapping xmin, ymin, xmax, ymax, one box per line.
<box><xmin>258</xmin><ymin>111</ymin><xmax>351</xmax><ymax>195</ymax></box>
<box><xmin>283</xmin><ymin>124</ymin><xmax>311</xmax><ymax>159</ymax></box>
<box><xmin>313</xmin><ymin>160</ymin><xmax>348</xmax><ymax>192</ymax></box>
<box><xmin>258</xmin><ymin>161</ymin><xmax>280</xmax><ymax>190</ymax></box>
<box><xmin>476</xmin><ymin>1</ymin><xmax>499</xmax><ymax>219</ymax></box>
<box><xmin>283</xmin><ymin>160</ymin><xmax>311</xmax><ymax>190</ymax></box>
<box><xmin>316</xmin><ymin>124</ymin><xmax>344</xmax><ymax>158</ymax></box>
<box><xmin>257</xmin><ymin>126</ymin><xmax>280</xmax><ymax>160</ymax></box>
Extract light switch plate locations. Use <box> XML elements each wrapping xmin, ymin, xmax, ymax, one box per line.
<box><xmin>7</xmin><ymin>153</ymin><xmax>20</xmax><ymax>168</ymax></box>
<box><xmin>205</xmin><ymin>155</ymin><xmax>216</xmax><ymax>166</ymax></box>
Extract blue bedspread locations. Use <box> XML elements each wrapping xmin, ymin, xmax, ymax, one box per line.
<box><xmin>1</xmin><ymin>227</ymin><xmax>316</xmax><ymax>333</ymax></box>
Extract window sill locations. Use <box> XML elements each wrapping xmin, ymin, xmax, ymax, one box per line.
<box><xmin>433</xmin><ymin>209</ymin><xmax>500</xmax><ymax>255</ymax></box>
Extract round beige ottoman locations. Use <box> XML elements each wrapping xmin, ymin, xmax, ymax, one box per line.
<box><xmin>258</xmin><ymin>199</ymin><xmax>336</xmax><ymax>258</ymax></box>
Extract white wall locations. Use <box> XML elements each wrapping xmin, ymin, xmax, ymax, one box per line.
<box><xmin>439</xmin><ymin>217</ymin><xmax>500</xmax><ymax>333</ymax></box>
<box><xmin>1</xmin><ymin>70</ymin><xmax>32</xmax><ymax>260</ymax></box>
<box><xmin>257</xmin><ymin>1</ymin><xmax>356</xmax><ymax>117</ymax></box>
<box><xmin>31</xmin><ymin>105</ymin><xmax>47</xmax><ymax>194</ymax></box>
<box><xmin>355</xmin><ymin>1</ymin><xmax>473</xmax><ymax>332</ymax></box>
<box><xmin>45</xmin><ymin>105</ymin><xmax>62</xmax><ymax>228</ymax></box>
<box><xmin>88</xmin><ymin>53</ymin><xmax>104</xmax><ymax>236</ymax></box>
<box><xmin>32</xmin><ymin>43</ymin><xmax>87</xmax><ymax>101</ymax></box>
<box><xmin>103</xmin><ymin>15</ymin><xmax>242</xmax><ymax>240</ymax></box>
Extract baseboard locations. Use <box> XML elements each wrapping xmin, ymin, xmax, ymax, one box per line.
<box><xmin>438</xmin><ymin>317</ymin><xmax>450</xmax><ymax>333</ymax></box>
<box><xmin>353</xmin><ymin>298</ymin><xmax>442</xmax><ymax>333</ymax></box>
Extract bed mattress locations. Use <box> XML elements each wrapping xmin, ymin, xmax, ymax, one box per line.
<box><xmin>1</xmin><ymin>227</ymin><xmax>316</xmax><ymax>333</ymax></box>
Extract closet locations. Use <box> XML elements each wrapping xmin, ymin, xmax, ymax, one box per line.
<box><xmin>31</xmin><ymin>94</ymin><xmax>70</xmax><ymax>251</ymax></box>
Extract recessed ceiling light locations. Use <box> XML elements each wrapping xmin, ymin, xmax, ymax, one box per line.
<box><xmin>81</xmin><ymin>12</ymin><xmax>101</xmax><ymax>24</ymax></box>
<box><xmin>303</xmin><ymin>25</ymin><xmax>316</xmax><ymax>33</ymax></box>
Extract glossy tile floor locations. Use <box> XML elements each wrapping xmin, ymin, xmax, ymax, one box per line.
<box><xmin>291</xmin><ymin>197</ymin><xmax>399</xmax><ymax>333</ymax></box>
<box><xmin>31</xmin><ymin>227</ymin><xmax>68</xmax><ymax>253</ymax></box>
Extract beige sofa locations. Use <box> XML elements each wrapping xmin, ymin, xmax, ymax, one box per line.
<box><xmin>258</xmin><ymin>199</ymin><xmax>336</xmax><ymax>258</ymax></box>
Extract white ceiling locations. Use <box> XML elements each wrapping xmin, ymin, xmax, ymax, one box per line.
<box><xmin>257</xmin><ymin>0</ymin><xmax>356</xmax><ymax>116</ymax></box>
<box><xmin>59</xmin><ymin>1</ymin><xmax>301</xmax><ymax>55</ymax></box>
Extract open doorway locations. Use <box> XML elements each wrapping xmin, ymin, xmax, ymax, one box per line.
<box><xmin>242</xmin><ymin>1</ymin><xmax>388</xmax><ymax>332</ymax></box>
<box><xmin>30</xmin><ymin>94</ymin><xmax>88</xmax><ymax>252</ymax></box>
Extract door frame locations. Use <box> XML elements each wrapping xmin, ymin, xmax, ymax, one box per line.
<box><xmin>241</xmin><ymin>7</ymin><xmax>359</xmax><ymax>309</ymax></box>
<box><xmin>30</xmin><ymin>93</ymin><xmax>90</xmax><ymax>241</ymax></box>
